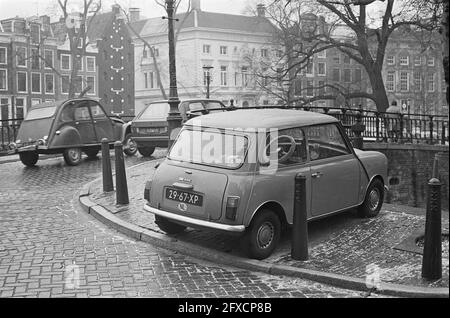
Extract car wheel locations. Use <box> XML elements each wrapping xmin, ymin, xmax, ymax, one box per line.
<box><xmin>155</xmin><ymin>215</ymin><xmax>186</xmax><ymax>234</ymax></box>
<box><xmin>138</xmin><ymin>147</ymin><xmax>155</xmax><ymax>157</ymax></box>
<box><xmin>84</xmin><ymin>147</ymin><xmax>100</xmax><ymax>158</ymax></box>
<box><xmin>243</xmin><ymin>209</ymin><xmax>281</xmax><ymax>260</ymax></box>
<box><xmin>63</xmin><ymin>147</ymin><xmax>83</xmax><ymax>166</ymax></box>
<box><xmin>358</xmin><ymin>179</ymin><xmax>384</xmax><ymax>218</ymax></box>
<box><xmin>123</xmin><ymin>134</ymin><xmax>138</xmax><ymax>156</ymax></box>
<box><xmin>19</xmin><ymin>152</ymin><xmax>39</xmax><ymax>167</ymax></box>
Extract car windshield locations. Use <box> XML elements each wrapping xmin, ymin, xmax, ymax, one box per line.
<box><xmin>25</xmin><ymin>105</ymin><xmax>57</xmax><ymax>120</ymax></box>
<box><xmin>137</xmin><ymin>102</ymin><xmax>170</xmax><ymax>121</ymax></box>
<box><xmin>168</xmin><ymin>129</ymin><xmax>248</xmax><ymax>169</ymax></box>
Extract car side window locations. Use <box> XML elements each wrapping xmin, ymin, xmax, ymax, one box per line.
<box><xmin>204</xmin><ymin>102</ymin><xmax>224</xmax><ymax>113</ymax></box>
<box><xmin>74</xmin><ymin>105</ymin><xmax>91</xmax><ymax>121</ymax></box>
<box><xmin>266</xmin><ymin>127</ymin><xmax>307</xmax><ymax>165</ymax></box>
<box><xmin>305</xmin><ymin>124</ymin><xmax>351</xmax><ymax>161</ymax></box>
<box><xmin>90</xmin><ymin>103</ymin><xmax>108</xmax><ymax>119</ymax></box>
<box><xmin>60</xmin><ymin>105</ymin><xmax>74</xmax><ymax>122</ymax></box>
<box><xmin>188</xmin><ymin>102</ymin><xmax>204</xmax><ymax>112</ymax></box>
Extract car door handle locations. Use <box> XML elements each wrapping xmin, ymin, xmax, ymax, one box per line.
<box><xmin>312</xmin><ymin>172</ymin><xmax>323</xmax><ymax>178</ymax></box>
<box><xmin>172</xmin><ymin>182</ymin><xmax>194</xmax><ymax>190</ymax></box>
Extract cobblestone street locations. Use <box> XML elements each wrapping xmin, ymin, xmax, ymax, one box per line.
<box><xmin>0</xmin><ymin>153</ymin><xmax>369</xmax><ymax>298</ymax></box>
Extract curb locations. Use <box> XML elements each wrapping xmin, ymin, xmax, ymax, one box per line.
<box><xmin>78</xmin><ymin>172</ymin><xmax>449</xmax><ymax>298</ymax></box>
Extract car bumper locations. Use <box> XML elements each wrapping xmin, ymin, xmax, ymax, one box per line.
<box><xmin>133</xmin><ymin>136</ymin><xmax>168</xmax><ymax>148</ymax></box>
<box><xmin>16</xmin><ymin>145</ymin><xmax>49</xmax><ymax>153</ymax></box>
<box><xmin>144</xmin><ymin>203</ymin><xmax>246</xmax><ymax>233</ymax></box>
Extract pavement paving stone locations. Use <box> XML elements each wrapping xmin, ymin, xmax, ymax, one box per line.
<box><xmin>88</xmin><ymin>159</ymin><xmax>449</xmax><ymax>289</ymax></box>
<box><xmin>0</xmin><ymin>152</ymin><xmax>367</xmax><ymax>298</ymax></box>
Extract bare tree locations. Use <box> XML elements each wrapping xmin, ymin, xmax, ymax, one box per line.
<box><xmin>57</xmin><ymin>0</ymin><xmax>101</xmax><ymax>98</ymax></box>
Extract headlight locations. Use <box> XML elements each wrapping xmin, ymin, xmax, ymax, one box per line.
<box><xmin>8</xmin><ymin>143</ymin><xmax>17</xmax><ymax>150</ymax></box>
<box><xmin>37</xmin><ymin>139</ymin><xmax>45</xmax><ymax>146</ymax></box>
<box><xmin>15</xmin><ymin>139</ymin><xmax>21</xmax><ymax>144</ymax></box>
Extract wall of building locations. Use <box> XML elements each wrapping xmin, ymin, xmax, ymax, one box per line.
<box><xmin>365</xmin><ymin>143</ymin><xmax>449</xmax><ymax>210</ymax></box>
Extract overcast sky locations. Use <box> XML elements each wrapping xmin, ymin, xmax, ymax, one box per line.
<box><xmin>0</xmin><ymin>0</ymin><xmax>249</xmax><ymax>20</ymax></box>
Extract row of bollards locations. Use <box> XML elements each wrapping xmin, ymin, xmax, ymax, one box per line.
<box><xmin>101</xmin><ymin>138</ymin><xmax>129</xmax><ymax>205</ymax></box>
<box><xmin>421</xmin><ymin>155</ymin><xmax>442</xmax><ymax>281</ymax></box>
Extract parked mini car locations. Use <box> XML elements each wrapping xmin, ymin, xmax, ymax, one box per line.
<box><xmin>143</xmin><ymin>109</ymin><xmax>388</xmax><ymax>259</ymax></box>
<box><xmin>131</xmin><ymin>99</ymin><xmax>227</xmax><ymax>157</ymax></box>
<box><xmin>11</xmin><ymin>98</ymin><xmax>137</xmax><ymax>167</ymax></box>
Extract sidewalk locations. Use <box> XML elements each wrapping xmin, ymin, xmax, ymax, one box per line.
<box><xmin>80</xmin><ymin>155</ymin><xmax>449</xmax><ymax>297</ymax></box>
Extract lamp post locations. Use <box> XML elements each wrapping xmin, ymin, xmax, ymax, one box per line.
<box><xmin>163</xmin><ymin>0</ymin><xmax>182</xmax><ymax>148</ymax></box>
<box><xmin>203</xmin><ymin>65</ymin><xmax>213</xmax><ymax>99</ymax></box>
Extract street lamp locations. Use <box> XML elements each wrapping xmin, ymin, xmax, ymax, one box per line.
<box><xmin>163</xmin><ymin>0</ymin><xmax>182</xmax><ymax>148</ymax></box>
<box><xmin>203</xmin><ymin>65</ymin><xmax>213</xmax><ymax>99</ymax></box>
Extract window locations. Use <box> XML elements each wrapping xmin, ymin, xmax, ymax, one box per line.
<box><xmin>0</xmin><ymin>69</ymin><xmax>7</xmax><ymax>90</ymax></box>
<box><xmin>90</xmin><ymin>104</ymin><xmax>107</xmax><ymax>118</ymax></box>
<box><xmin>152</xmin><ymin>47</ymin><xmax>159</xmax><ymax>57</ymax></box>
<box><xmin>386</xmin><ymin>71</ymin><xmax>395</xmax><ymax>92</ymax></box>
<box><xmin>203</xmin><ymin>67</ymin><xmax>213</xmax><ymax>86</ymax></box>
<box><xmin>31</xmin><ymin>48</ymin><xmax>40</xmax><ymax>70</ymax></box>
<box><xmin>427</xmin><ymin>57</ymin><xmax>435</xmax><ymax>66</ymax></box>
<box><xmin>269</xmin><ymin>128</ymin><xmax>307</xmax><ymax>165</ymax></box>
<box><xmin>261</xmin><ymin>48</ymin><xmax>268</xmax><ymax>58</ymax></box>
<box><xmin>75</xmin><ymin>55</ymin><xmax>83</xmax><ymax>71</ymax></box>
<box><xmin>74</xmin><ymin>75</ymin><xmax>83</xmax><ymax>93</ymax></box>
<box><xmin>317</xmin><ymin>49</ymin><xmax>326</xmax><ymax>58</ymax></box>
<box><xmin>1</xmin><ymin>98</ymin><xmax>10</xmax><ymax>121</ymax></box>
<box><xmin>144</xmin><ymin>72</ymin><xmax>148</xmax><ymax>88</ymax></box>
<box><xmin>306</xmin><ymin>58</ymin><xmax>313</xmax><ymax>75</ymax></box>
<box><xmin>343</xmin><ymin>69</ymin><xmax>351</xmax><ymax>82</ymax></box>
<box><xmin>354</xmin><ymin>68</ymin><xmax>362</xmax><ymax>82</ymax></box>
<box><xmin>86</xmin><ymin>76</ymin><xmax>95</xmax><ymax>95</ymax></box>
<box><xmin>306</xmin><ymin>80</ymin><xmax>314</xmax><ymax>97</ymax></box>
<box><xmin>74</xmin><ymin>106</ymin><xmax>91</xmax><ymax>121</ymax></box>
<box><xmin>343</xmin><ymin>55</ymin><xmax>350</xmax><ymax>64</ymax></box>
<box><xmin>17</xmin><ymin>72</ymin><xmax>27</xmax><ymax>92</ymax></box>
<box><xmin>30</xmin><ymin>24</ymin><xmax>40</xmax><ymax>43</ymax></box>
<box><xmin>414</xmin><ymin>56</ymin><xmax>421</xmax><ymax>66</ymax></box>
<box><xmin>220</xmin><ymin>66</ymin><xmax>227</xmax><ymax>86</ymax></box>
<box><xmin>317</xmin><ymin>62</ymin><xmax>326</xmax><ymax>76</ymax></box>
<box><xmin>31</xmin><ymin>98</ymin><xmax>41</xmax><ymax>106</ymax></box>
<box><xmin>400</xmin><ymin>56</ymin><xmax>409</xmax><ymax>66</ymax></box>
<box><xmin>61</xmin><ymin>54</ymin><xmax>71</xmax><ymax>70</ymax></box>
<box><xmin>44</xmin><ymin>74</ymin><xmax>54</xmax><ymax>94</ymax></box>
<box><xmin>0</xmin><ymin>47</ymin><xmax>6</xmax><ymax>64</ymax></box>
<box><xmin>333</xmin><ymin>55</ymin><xmax>340</xmax><ymax>64</ymax></box>
<box><xmin>241</xmin><ymin>66</ymin><xmax>249</xmax><ymax>87</ymax></box>
<box><xmin>294</xmin><ymin>79</ymin><xmax>302</xmax><ymax>96</ymax></box>
<box><xmin>44</xmin><ymin>50</ymin><xmax>53</xmax><ymax>69</ymax></box>
<box><xmin>203</xmin><ymin>44</ymin><xmax>211</xmax><ymax>54</ymax></box>
<box><xmin>427</xmin><ymin>73</ymin><xmax>435</xmax><ymax>92</ymax></box>
<box><xmin>142</xmin><ymin>48</ymin><xmax>147</xmax><ymax>59</ymax></box>
<box><xmin>317</xmin><ymin>80</ymin><xmax>325</xmax><ymax>96</ymax></box>
<box><xmin>86</xmin><ymin>56</ymin><xmax>96</xmax><ymax>72</ymax></box>
<box><xmin>220</xmin><ymin>46</ymin><xmax>227</xmax><ymax>55</ymax></box>
<box><xmin>413</xmin><ymin>72</ymin><xmax>421</xmax><ymax>91</ymax></box>
<box><xmin>16</xmin><ymin>47</ymin><xmax>27</xmax><ymax>67</ymax></box>
<box><xmin>387</xmin><ymin>55</ymin><xmax>395</xmax><ymax>65</ymax></box>
<box><xmin>306</xmin><ymin>124</ymin><xmax>351</xmax><ymax>161</ymax></box>
<box><xmin>31</xmin><ymin>73</ymin><xmax>41</xmax><ymax>93</ymax></box>
<box><xmin>400</xmin><ymin>72</ymin><xmax>409</xmax><ymax>91</ymax></box>
<box><xmin>16</xmin><ymin>98</ymin><xmax>25</xmax><ymax>118</ymax></box>
<box><xmin>61</xmin><ymin>75</ymin><xmax>70</xmax><ymax>94</ymax></box>
<box><xmin>332</xmin><ymin>68</ymin><xmax>340</xmax><ymax>82</ymax></box>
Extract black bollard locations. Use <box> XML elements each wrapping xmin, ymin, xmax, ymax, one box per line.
<box><xmin>421</xmin><ymin>177</ymin><xmax>442</xmax><ymax>281</ymax></box>
<box><xmin>291</xmin><ymin>174</ymin><xmax>308</xmax><ymax>261</ymax></box>
<box><xmin>114</xmin><ymin>141</ymin><xmax>129</xmax><ymax>205</ymax></box>
<box><xmin>101</xmin><ymin>138</ymin><xmax>114</xmax><ymax>192</ymax></box>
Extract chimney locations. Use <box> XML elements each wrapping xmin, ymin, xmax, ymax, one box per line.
<box><xmin>192</xmin><ymin>0</ymin><xmax>201</xmax><ymax>11</ymax></box>
<box><xmin>129</xmin><ymin>8</ymin><xmax>140</xmax><ymax>22</ymax></box>
<box><xmin>111</xmin><ymin>4</ymin><xmax>120</xmax><ymax>15</ymax></box>
<box><xmin>257</xmin><ymin>4</ymin><xmax>266</xmax><ymax>17</ymax></box>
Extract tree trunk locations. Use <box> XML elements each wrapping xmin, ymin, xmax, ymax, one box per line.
<box><xmin>442</xmin><ymin>0</ymin><xmax>449</xmax><ymax>106</ymax></box>
<box><xmin>366</xmin><ymin>64</ymin><xmax>389</xmax><ymax>112</ymax></box>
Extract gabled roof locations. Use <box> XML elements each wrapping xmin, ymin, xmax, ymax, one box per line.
<box><xmin>135</xmin><ymin>10</ymin><xmax>276</xmax><ymax>37</ymax></box>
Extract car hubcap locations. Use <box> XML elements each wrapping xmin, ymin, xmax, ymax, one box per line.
<box><xmin>256</xmin><ymin>222</ymin><xmax>274</xmax><ymax>249</ymax></box>
<box><xmin>369</xmin><ymin>188</ymin><xmax>380</xmax><ymax>211</ymax></box>
<box><xmin>68</xmin><ymin>149</ymin><xmax>81</xmax><ymax>161</ymax></box>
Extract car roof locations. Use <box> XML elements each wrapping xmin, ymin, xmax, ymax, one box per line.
<box><xmin>184</xmin><ymin>109</ymin><xmax>339</xmax><ymax>130</ymax></box>
<box><xmin>29</xmin><ymin>98</ymin><xmax>100</xmax><ymax>110</ymax></box>
<box><xmin>146</xmin><ymin>99</ymin><xmax>224</xmax><ymax>105</ymax></box>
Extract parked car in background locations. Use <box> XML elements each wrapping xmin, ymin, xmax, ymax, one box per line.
<box><xmin>143</xmin><ymin>109</ymin><xmax>388</xmax><ymax>259</ymax></box>
<box><xmin>10</xmin><ymin>98</ymin><xmax>137</xmax><ymax>167</ymax></box>
<box><xmin>131</xmin><ymin>99</ymin><xmax>227</xmax><ymax>157</ymax></box>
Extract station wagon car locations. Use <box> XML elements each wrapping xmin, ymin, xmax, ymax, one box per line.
<box><xmin>10</xmin><ymin>98</ymin><xmax>137</xmax><ymax>167</ymax></box>
<box><xmin>143</xmin><ymin>109</ymin><xmax>388</xmax><ymax>259</ymax></box>
<box><xmin>131</xmin><ymin>99</ymin><xmax>227</xmax><ymax>157</ymax></box>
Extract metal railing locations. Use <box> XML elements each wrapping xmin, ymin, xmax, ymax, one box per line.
<box><xmin>1</xmin><ymin>118</ymin><xmax>23</xmax><ymax>155</ymax></box>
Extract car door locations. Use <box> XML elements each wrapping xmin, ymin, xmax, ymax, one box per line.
<box><xmin>73</xmin><ymin>102</ymin><xmax>97</xmax><ymax>145</ymax></box>
<box><xmin>305</xmin><ymin>124</ymin><xmax>360</xmax><ymax>217</ymax></box>
<box><xmin>88</xmin><ymin>101</ymin><xmax>114</xmax><ymax>142</ymax></box>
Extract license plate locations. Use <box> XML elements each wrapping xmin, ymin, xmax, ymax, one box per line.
<box><xmin>165</xmin><ymin>187</ymin><xmax>203</xmax><ymax>207</ymax></box>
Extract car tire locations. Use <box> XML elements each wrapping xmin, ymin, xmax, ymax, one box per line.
<box><xmin>138</xmin><ymin>147</ymin><xmax>155</xmax><ymax>157</ymax></box>
<box><xmin>123</xmin><ymin>134</ymin><xmax>138</xmax><ymax>157</ymax></box>
<box><xmin>358</xmin><ymin>179</ymin><xmax>384</xmax><ymax>218</ymax></box>
<box><xmin>155</xmin><ymin>215</ymin><xmax>186</xmax><ymax>234</ymax></box>
<box><xmin>84</xmin><ymin>147</ymin><xmax>100</xmax><ymax>158</ymax></box>
<box><xmin>63</xmin><ymin>147</ymin><xmax>83</xmax><ymax>166</ymax></box>
<box><xmin>19</xmin><ymin>152</ymin><xmax>39</xmax><ymax>167</ymax></box>
<box><xmin>243</xmin><ymin>209</ymin><xmax>281</xmax><ymax>260</ymax></box>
